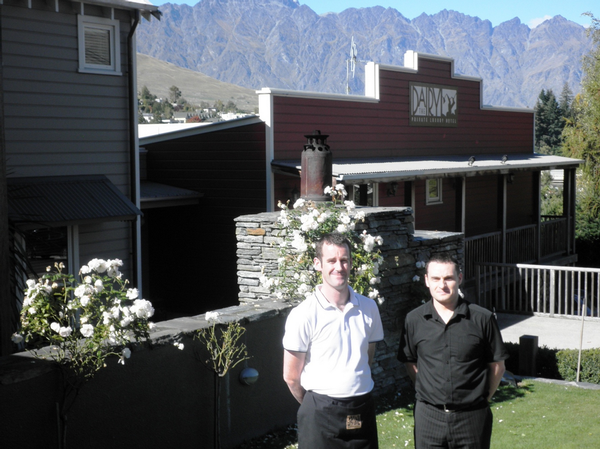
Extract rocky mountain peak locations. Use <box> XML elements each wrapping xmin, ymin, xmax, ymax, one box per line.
<box><xmin>137</xmin><ymin>3</ymin><xmax>591</xmax><ymax>107</ymax></box>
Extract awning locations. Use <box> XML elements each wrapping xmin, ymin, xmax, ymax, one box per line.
<box><xmin>7</xmin><ymin>175</ymin><xmax>142</xmax><ymax>226</ymax></box>
<box><xmin>140</xmin><ymin>181</ymin><xmax>203</xmax><ymax>209</ymax></box>
<box><xmin>271</xmin><ymin>153</ymin><xmax>583</xmax><ymax>185</ymax></box>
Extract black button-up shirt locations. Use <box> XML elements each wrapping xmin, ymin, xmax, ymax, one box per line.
<box><xmin>398</xmin><ymin>299</ymin><xmax>508</xmax><ymax>406</ymax></box>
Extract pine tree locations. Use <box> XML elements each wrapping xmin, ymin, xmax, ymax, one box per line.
<box><xmin>535</xmin><ymin>89</ymin><xmax>564</xmax><ymax>155</ymax></box>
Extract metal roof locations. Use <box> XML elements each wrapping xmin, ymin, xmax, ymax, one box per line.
<box><xmin>7</xmin><ymin>175</ymin><xmax>142</xmax><ymax>226</ymax></box>
<box><xmin>140</xmin><ymin>181</ymin><xmax>203</xmax><ymax>209</ymax></box>
<box><xmin>272</xmin><ymin>153</ymin><xmax>583</xmax><ymax>184</ymax></box>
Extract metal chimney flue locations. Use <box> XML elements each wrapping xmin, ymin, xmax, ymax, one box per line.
<box><xmin>301</xmin><ymin>130</ymin><xmax>333</xmax><ymax>202</ymax></box>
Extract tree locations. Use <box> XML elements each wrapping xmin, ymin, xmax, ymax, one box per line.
<box><xmin>558</xmin><ymin>82</ymin><xmax>574</xmax><ymax>121</ymax></box>
<box><xmin>561</xmin><ymin>13</ymin><xmax>600</xmax><ymax>262</ymax></box>
<box><xmin>535</xmin><ymin>89</ymin><xmax>564</xmax><ymax>155</ymax></box>
<box><xmin>168</xmin><ymin>85</ymin><xmax>182</xmax><ymax>103</ymax></box>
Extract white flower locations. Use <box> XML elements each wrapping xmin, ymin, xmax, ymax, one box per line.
<box><xmin>58</xmin><ymin>326</ymin><xmax>72</xmax><ymax>337</ymax></box>
<box><xmin>119</xmin><ymin>347</ymin><xmax>132</xmax><ymax>365</ymax></box>
<box><xmin>83</xmin><ymin>276</ymin><xmax>92</xmax><ymax>284</ymax></box>
<box><xmin>377</xmin><ymin>296</ymin><xmax>385</xmax><ymax>305</ymax></box>
<box><xmin>413</xmin><ymin>275</ymin><xmax>420</xmax><ymax>282</ymax></box>
<box><xmin>292</xmin><ymin>198</ymin><xmax>306</xmax><ymax>209</ymax></box>
<box><xmin>80</xmin><ymin>324</ymin><xmax>94</xmax><ymax>338</ymax></box>
<box><xmin>88</xmin><ymin>258</ymin><xmax>108</xmax><ymax>273</ymax></box>
<box><xmin>126</xmin><ymin>288</ymin><xmax>139</xmax><ymax>300</ymax></box>
<box><xmin>11</xmin><ymin>333</ymin><xmax>23</xmax><ymax>344</ymax></box>
<box><xmin>355</xmin><ymin>210</ymin><xmax>366</xmax><ymax>221</ymax></box>
<box><xmin>130</xmin><ymin>299</ymin><xmax>154</xmax><ymax>319</ymax></box>
<box><xmin>94</xmin><ymin>279</ymin><xmax>104</xmax><ymax>292</ymax></box>
<box><xmin>336</xmin><ymin>224</ymin><xmax>347</xmax><ymax>233</ymax></box>
<box><xmin>80</xmin><ymin>265</ymin><xmax>91</xmax><ymax>274</ymax></box>
<box><xmin>340</xmin><ymin>213</ymin><xmax>351</xmax><ymax>224</ymax></box>
<box><xmin>174</xmin><ymin>342</ymin><xmax>184</xmax><ymax>350</ymax></box>
<box><xmin>368</xmin><ymin>289</ymin><xmax>379</xmax><ymax>300</ymax></box>
<box><xmin>370</xmin><ymin>277</ymin><xmax>381</xmax><ymax>285</ymax></box>
<box><xmin>28</xmin><ymin>307</ymin><xmax>36</xmax><ymax>315</ymax></box>
<box><xmin>335</xmin><ymin>184</ymin><xmax>347</xmax><ymax>196</ymax></box>
<box><xmin>74</xmin><ymin>284</ymin><xmax>90</xmax><ymax>298</ymax></box>
<box><xmin>26</xmin><ymin>279</ymin><xmax>36</xmax><ymax>289</ymax></box>
<box><xmin>290</xmin><ymin>231</ymin><xmax>308</xmax><ymax>252</ymax></box>
<box><xmin>50</xmin><ymin>322</ymin><xmax>61</xmax><ymax>333</ymax></box>
<box><xmin>324</xmin><ymin>186</ymin><xmax>333</xmax><ymax>195</ymax></box>
<box><xmin>80</xmin><ymin>295</ymin><xmax>91</xmax><ymax>307</ymax></box>
<box><xmin>205</xmin><ymin>311</ymin><xmax>221</xmax><ymax>323</ymax></box>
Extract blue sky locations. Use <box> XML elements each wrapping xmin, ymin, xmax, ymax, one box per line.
<box><xmin>159</xmin><ymin>0</ymin><xmax>596</xmax><ymax>28</ymax></box>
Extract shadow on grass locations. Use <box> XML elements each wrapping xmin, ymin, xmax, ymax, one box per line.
<box><xmin>491</xmin><ymin>381</ymin><xmax>534</xmax><ymax>405</ymax></box>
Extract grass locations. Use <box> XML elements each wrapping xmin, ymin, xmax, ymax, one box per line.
<box><xmin>234</xmin><ymin>380</ymin><xmax>600</xmax><ymax>449</ymax></box>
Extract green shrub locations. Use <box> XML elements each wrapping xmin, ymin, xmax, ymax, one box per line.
<box><xmin>557</xmin><ymin>348</ymin><xmax>600</xmax><ymax>384</ymax></box>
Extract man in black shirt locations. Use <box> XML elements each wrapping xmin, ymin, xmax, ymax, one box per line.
<box><xmin>398</xmin><ymin>253</ymin><xmax>508</xmax><ymax>449</ymax></box>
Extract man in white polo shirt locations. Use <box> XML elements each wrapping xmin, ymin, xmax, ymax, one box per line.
<box><xmin>283</xmin><ymin>232</ymin><xmax>384</xmax><ymax>448</ymax></box>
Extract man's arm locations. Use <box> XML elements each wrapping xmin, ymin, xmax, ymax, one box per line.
<box><xmin>487</xmin><ymin>360</ymin><xmax>506</xmax><ymax>402</ymax></box>
<box><xmin>283</xmin><ymin>349</ymin><xmax>307</xmax><ymax>404</ymax></box>
<box><xmin>404</xmin><ymin>362</ymin><xmax>418</xmax><ymax>385</ymax></box>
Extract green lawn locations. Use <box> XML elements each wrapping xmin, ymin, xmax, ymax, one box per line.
<box><xmin>235</xmin><ymin>380</ymin><xmax>600</xmax><ymax>449</ymax></box>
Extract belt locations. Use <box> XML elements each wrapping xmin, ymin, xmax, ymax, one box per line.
<box><xmin>422</xmin><ymin>398</ymin><xmax>487</xmax><ymax>413</ymax></box>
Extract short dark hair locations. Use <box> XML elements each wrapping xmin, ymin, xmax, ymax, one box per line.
<box><xmin>315</xmin><ymin>233</ymin><xmax>352</xmax><ymax>261</ymax></box>
<box><xmin>425</xmin><ymin>253</ymin><xmax>461</xmax><ymax>275</ymax></box>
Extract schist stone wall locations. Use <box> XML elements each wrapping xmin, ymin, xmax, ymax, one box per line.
<box><xmin>235</xmin><ymin>206</ymin><xmax>464</xmax><ymax>393</ymax></box>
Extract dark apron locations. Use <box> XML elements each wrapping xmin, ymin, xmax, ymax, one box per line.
<box><xmin>298</xmin><ymin>390</ymin><xmax>379</xmax><ymax>449</ymax></box>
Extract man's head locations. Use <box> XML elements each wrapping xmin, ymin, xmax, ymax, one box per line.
<box><xmin>315</xmin><ymin>233</ymin><xmax>352</xmax><ymax>262</ymax></box>
<box><xmin>424</xmin><ymin>253</ymin><xmax>463</xmax><ymax>307</ymax></box>
<box><xmin>314</xmin><ymin>233</ymin><xmax>352</xmax><ymax>294</ymax></box>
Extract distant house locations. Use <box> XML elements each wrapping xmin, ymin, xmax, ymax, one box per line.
<box><xmin>140</xmin><ymin>50</ymin><xmax>582</xmax><ymax>315</ymax></box>
<box><xmin>1</xmin><ymin>0</ymin><xmax>160</xmax><ymax>296</ymax></box>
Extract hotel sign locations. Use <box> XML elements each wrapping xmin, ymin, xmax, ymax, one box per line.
<box><xmin>409</xmin><ymin>82</ymin><xmax>458</xmax><ymax>127</ymax></box>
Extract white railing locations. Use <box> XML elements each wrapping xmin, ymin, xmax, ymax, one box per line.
<box><xmin>465</xmin><ymin>218</ymin><xmax>570</xmax><ymax>281</ymax></box>
<box><xmin>476</xmin><ymin>262</ymin><xmax>600</xmax><ymax>318</ymax></box>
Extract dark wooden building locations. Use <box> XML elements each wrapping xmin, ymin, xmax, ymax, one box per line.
<box><xmin>140</xmin><ymin>51</ymin><xmax>581</xmax><ymax>315</ymax></box>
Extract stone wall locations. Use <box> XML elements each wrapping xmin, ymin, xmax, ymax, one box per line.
<box><xmin>235</xmin><ymin>206</ymin><xmax>464</xmax><ymax>394</ymax></box>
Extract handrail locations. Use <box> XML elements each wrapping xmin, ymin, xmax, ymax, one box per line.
<box><xmin>475</xmin><ymin>262</ymin><xmax>600</xmax><ymax>318</ymax></box>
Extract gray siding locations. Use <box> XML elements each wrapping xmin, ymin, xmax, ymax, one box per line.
<box><xmin>2</xmin><ymin>1</ymin><xmax>136</xmax><ymax>271</ymax></box>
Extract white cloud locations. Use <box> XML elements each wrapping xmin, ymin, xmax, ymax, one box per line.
<box><xmin>529</xmin><ymin>15</ymin><xmax>553</xmax><ymax>28</ymax></box>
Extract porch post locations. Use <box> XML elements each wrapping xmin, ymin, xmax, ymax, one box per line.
<box><xmin>502</xmin><ymin>174</ymin><xmax>508</xmax><ymax>263</ymax></box>
<box><xmin>461</xmin><ymin>176</ymin><xmax>466</xmax><ymax>234</ymax></box>
<box><xmin>565</xmin><ymin>168</ymin><xmax>576</xmax><ymax>255</ymax></box>
<box><xmin>533</xmin><ymin>171</ymin><xmax>541</xmax><ymax>263</ymax></box>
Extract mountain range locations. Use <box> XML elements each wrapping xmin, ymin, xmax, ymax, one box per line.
<box><xmin>136</xmin><ymin>0</ymin><xmax>593</xmax><ymax>108</ymax></box>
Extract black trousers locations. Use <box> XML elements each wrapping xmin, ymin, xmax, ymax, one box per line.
<box><xmin>297</xmin><ymin>391</ymin><xmax>379</xmax><ymax>449</ymax></box>
<box><xmin>414</xmin><ymin>401</ymin><xmax>493</xmax><ymax>449</ymax></box>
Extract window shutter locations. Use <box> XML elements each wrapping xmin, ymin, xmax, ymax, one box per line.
<box><xmin>85</xmin><ymin>27</ymin><xmax>111</xmax><ymax>66</ymax></box>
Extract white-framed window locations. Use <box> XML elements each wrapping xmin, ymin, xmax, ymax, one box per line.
<box><xmin>78</xmin><ymin>15</ymin><xmax>122</xmax><ymax>75</ymax></box>
<box><xmin>426</xmin><ymin>178</ymin><xmax>443</xmax><ymax>205</ymax></box>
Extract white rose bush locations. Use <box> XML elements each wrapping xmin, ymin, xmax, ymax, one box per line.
<box><xmin>262</xmin><ymin>185</ymin><xmax>385</xmax><ymax>304</ymax></box>
<box><xmin>12</xmin><ymin>259</ymin><xmax>154</xmax><ymax>449</ymax></box>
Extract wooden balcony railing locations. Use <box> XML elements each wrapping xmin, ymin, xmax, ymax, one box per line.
<box><xmin>475</xmin><ymin>262</ymin><xmax>600</xmax><ymax>318</ymax></box>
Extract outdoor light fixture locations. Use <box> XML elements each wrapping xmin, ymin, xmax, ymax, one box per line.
<box><xmin>239</xmin><ymin>367</ymin><xmax>259</xmax><ymax>385</ymax></box>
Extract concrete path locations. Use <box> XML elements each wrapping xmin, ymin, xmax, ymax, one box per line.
<box><xmin>497</xmin><ymin>313</ymin><xmax>600</xmax><ymax>350</ymax></box>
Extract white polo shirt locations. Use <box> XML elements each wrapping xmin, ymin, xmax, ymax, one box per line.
<box><xmin>283</xmin><ymin>285</ymin><xmax>384</xmax><ymax>398</ymax></box>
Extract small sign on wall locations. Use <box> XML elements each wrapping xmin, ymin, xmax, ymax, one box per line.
<box><xmin>409</xmin><ymin>82</ymin><xmax>458</xmax><ymax>127</ymax></box>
